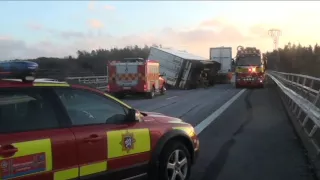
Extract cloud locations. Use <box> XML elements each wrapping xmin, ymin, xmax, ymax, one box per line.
<box><xmin>198</xmin><ymin>19</ymin><xmax>224</xmax><ymax>28</ymax></box>
<box><xmin>25</xmin><ymin>22</ymin><xmax>87</xmax><ymax>40</ymax></box>
<box><xmin>26</xmin><ymin>22</ymin><xmax>44</xmax><ymax>31</ymax></box>
<box><xmin>0</xmin><ymin>37</ymin><xmax>57</xmax><ymax>60</ymax></box>
<box><xmin>0</xmin><ymin>18</ymin><xmax>266</xmax><ymax>60</ymax></box>
<box><xmin>0</xmin><ymin>18</ymin><xmax>272</xmax><ymax>60</ymax></box>
<box><xmin>88</xmin><ymin>19</ymin><xmax>104</xmax><ymax>29</ymax></box>
<box><xmin>104</xmin><ymin>5</ymin><xmax>115</xmax><ymax>10</ymax></box>
<box><xmin>3</xmin><ymin>11</ymin><xmax>320</xmax><ymax>61</ymax></box>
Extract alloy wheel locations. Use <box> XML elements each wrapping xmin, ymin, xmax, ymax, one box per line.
<box><xmin>166</xmin><ymin>150</ymin><xmax>188</xmax><ymax>180</ymax></box>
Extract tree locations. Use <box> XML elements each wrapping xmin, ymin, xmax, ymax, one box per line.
<box><xmin>15</xmin><ymin>45</ymin><xmax>152</xmax><ymax>79</ymax></box>
<box><xmin>266</xmin><ymin>42</ymin><xmax>320</xmax><ymax>77</ymax></box>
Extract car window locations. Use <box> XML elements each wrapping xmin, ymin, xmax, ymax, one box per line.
<box><xmin>0</xmin><ymin>89</ymin><xmax>60</xmax><ymax>133</ymax></box>
<box><xmin>55</xmin><ymin>88</ymin><xmax>129</xmax><ymax>126</ymax></box>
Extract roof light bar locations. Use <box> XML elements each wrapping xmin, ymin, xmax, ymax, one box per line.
<box><xmin>0</xmin><ymin>61</ymin><xmax>38</xmax><ymax>82</ymax></box>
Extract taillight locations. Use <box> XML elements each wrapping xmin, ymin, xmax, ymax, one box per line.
<box><xmin>248</xmin><ymin>67</ymin><xmax>256</xmax><ymax>73</ymax></box>
<box><xmin>106</xmin><ymin>85</ymin><xmax>110</xmax><ymax>92</ymax></box>
<box><xmin>144</xmin><ymin>84</ymin><xmax>147</xmax><ymax>90</ymax></box>
<box><xmin>252</xmin><ymin>67</ymin><xmax>256</xmax><ymax>72</ymax></box>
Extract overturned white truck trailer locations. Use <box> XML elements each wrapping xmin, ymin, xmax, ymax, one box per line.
<box><xmin>148</xmin><ymin>47</ymin><xmax>221</xmax><ymax>89</ymax></box>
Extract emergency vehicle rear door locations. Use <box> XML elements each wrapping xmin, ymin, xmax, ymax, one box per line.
<box><xmin>54</xmin><ymin>88</ymin><xmax>151</xmax><ymax>179</ymax></box>
<box><xmin>0</xmin><ymin>88</ymin><xmax>78</xmax><ymax>180</ymax></box>
<box><xmin>115</xmin><ymin>62</ymin><xmax>139</xmax><ymax>88</ymax></box>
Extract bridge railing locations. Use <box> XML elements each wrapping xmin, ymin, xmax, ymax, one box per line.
<box><xmin>66</xmin><ymin>76</ymin><xmax>108</xmax><ymax>91</ymax></box>
<box><xmin>267</xmin><ymin>71</ymin><xmax>320</xmax><ymax>166</ymax></box>
<box><xmin>270</xmin><ymin>71</ymin><xmax>320</xmax><ymax>106</ymax></box>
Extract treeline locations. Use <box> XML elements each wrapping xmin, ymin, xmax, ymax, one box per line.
<box><xmin>9</xmin><ymin>42</ymin><xmax>320</xmax><ymax>78</ymax></box>
<box><xmin>266</xmin><ymin>43</ymin><xmax>320</xmax><ymax>77</ymax></box>
<box><xmin>19</xmin><ymin>45</ymin><xmax>151</xmax><ymax>78</ymax></box>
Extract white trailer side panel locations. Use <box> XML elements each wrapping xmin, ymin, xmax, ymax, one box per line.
<box><xmin>148</xmin><ymin>47</ymin><xmax>184</xmax><ymax>87</ymax></box>
<box><xmin>210</xmin><ymin>47</ymin><xmax>232</xmax><ymax>74</ymax></box>
<box><xmin>179</xmin><ymin>60</ymin><xmax>192</xmax><ymax>88</ymax></box>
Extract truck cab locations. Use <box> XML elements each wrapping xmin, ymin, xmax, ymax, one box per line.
<box><xmin>235</xmin><ymin>46</ymin><xmax>265</xmax><ymax>88</ymax></box>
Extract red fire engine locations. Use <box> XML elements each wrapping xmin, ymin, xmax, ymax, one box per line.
<box><xmin>235</xmin><ymin>46</ymin><xmax>265</xmax><ymax>88</ymax></box>
<box><xmin>107</xmin><ymin>58</ymin><xmax>166</xmax><ymax>99</ymax></box>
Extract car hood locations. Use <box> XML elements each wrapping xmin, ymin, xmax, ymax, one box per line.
<box><xmin>140</xmin><ymin>111</ymin><xmax>186</xmax><ymax>124</ymax></box>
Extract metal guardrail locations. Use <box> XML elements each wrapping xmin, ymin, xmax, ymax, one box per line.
<box><xmin>66</xmin><ymin>76</ymin><xmax>108</xmax><ymax>91</ymax></box>
<box><xmin>267</xmin><ymin>71</ymin><xmax>320</xmax><ymax>157</ymax></box>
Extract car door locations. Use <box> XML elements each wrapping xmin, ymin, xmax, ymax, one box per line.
<box><xmin>54</xmin><ymin>87</ymin><xmax>152</xmax><ymax>180</ymax></box>
<box><xmin>0</xmin><ymin>88</ymin><xmax>78</xmax><ymax>180</ymax></box>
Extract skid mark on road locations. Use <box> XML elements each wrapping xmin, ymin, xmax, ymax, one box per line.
<box><xmin>201</xmin><ymin>139</ymin><xmax>235</xmax><ymax>180</ymax></box>
<box><xmin>201</xmin><ymin>89</ymin><xmax>254</xmax><ymax>180</ymax></box>
<box><xmin>233</xmin><ymin>89</ymin><xmax>254</xmax><ymax>136</ymax></box>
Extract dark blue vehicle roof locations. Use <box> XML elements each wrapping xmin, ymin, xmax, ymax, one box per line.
<box><xmin>0</xmin><ymin>61</ymin><xmax>38</xmax><ymax>71</ymax></box>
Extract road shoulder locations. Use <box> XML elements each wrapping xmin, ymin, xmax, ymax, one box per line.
<box><xmin>192</xmin><ymin>87</ymin><xmax>315</xmax><ymax>180</ymax></box>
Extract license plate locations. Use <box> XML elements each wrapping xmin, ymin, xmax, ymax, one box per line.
<box><xmin>123</xmin><ymin>87</ymin><xmax>131</xmax><ymax>90</ymax></box>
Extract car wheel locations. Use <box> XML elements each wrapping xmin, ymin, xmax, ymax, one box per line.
<box><xmin>158</xmin><ymin>142</ymin><xmax>191</xmax><ymax>180</ymax></box>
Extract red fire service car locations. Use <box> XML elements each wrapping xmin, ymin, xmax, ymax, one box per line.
<box><xmin>234</xmin><ymin>46</ymin><xmax>265</xmax><ymax>88</ymax></box>
<box><xmin>0</xmin><ymin>61</ymin><xmax>199</xmax><ymax>180</ymax></box>
<box><xmin>107</xmin><ymin>58</ymin><xmax>166</xmax><ymax>99</ymax></box>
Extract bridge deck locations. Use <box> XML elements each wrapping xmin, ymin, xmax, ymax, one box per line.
<box><xmin>123</xmin><ymin>85</ymin><xmax>315</xmax><ymax>180</ymax></box>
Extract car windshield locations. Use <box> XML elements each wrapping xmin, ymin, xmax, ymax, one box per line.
<box><xmin>236</xmin><ymin>56</ymin><xmax>261</xmax><ymax>66</ymax></box>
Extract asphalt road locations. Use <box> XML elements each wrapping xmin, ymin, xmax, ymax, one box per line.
<box><xmin>123</xmin><ymin>84</ymin><xmax>316</xmax><ymax>180</ymax></box>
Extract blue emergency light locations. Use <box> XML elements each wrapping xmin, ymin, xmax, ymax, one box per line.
<box><xmin>0</xmin><ymin>61</ymin><xmax>38</xmax><ymax>82</ymax></box>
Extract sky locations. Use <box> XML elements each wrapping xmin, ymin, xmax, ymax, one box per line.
<box><xmin>1</xmin><ymin>1</ymin><xmax>320</xmax><ymax>60</ymax></box>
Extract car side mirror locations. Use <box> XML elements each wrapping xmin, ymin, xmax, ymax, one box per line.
<box><xmin>127</xmin><ymin>108</ymin><xmax>141</xmax><ymax>122</ymax></box>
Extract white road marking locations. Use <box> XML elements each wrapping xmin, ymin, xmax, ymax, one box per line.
<box><xmin>166</xmin><ymin>96</ymin><xmax>178</xmax><ymax>100</ymax></box>
<box><xmin>195</xmin><ymin>89</ymin><xmax>247</xmax><ymax>134</ymax></box>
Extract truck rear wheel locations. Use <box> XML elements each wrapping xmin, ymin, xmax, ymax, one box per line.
<box><xmin>160</xmin><ymin>86</ymin><xmax>166</xmax><ymax>95</ymax></box>
<box><xmin>146</xmin><ymin>87</ymin><xmax>155</xmax><ymax>99</ymax></box>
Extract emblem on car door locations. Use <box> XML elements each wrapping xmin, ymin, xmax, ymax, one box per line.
<box><xmin>120</xmin><ymin>131</ymin><xmax>136</xmax><ymax>153</ymax></box>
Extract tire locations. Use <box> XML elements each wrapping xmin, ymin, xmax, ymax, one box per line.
<box><xmin>147</xmin><ymin>87</ymin><xmax>155</xmax><ymax>99</ymax></box>
<box><xmin>160</xmin><ymin>85</ymin><xmax>166</xmax><ymax>95</ymax></box>
<box><xmin>157</xmin><ymin>141</ymin><xmax>191</xmax><ymax>180</ymax></box>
